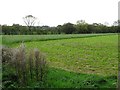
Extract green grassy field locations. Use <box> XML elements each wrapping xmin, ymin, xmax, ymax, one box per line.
<box><xmin>1</xmin><ymin>34</ymin><xmax>118</xmax><ymax>88</ymax></box>
<box><xmin>2</xmin><ymin>33</ymin><xmax>115</xmax><ymax>45</ymax></box>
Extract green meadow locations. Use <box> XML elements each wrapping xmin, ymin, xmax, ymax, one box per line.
<box><xmin>1</xmin><ymin>34</ymin><xmax>118</xmax><ymax>88</ymax></box>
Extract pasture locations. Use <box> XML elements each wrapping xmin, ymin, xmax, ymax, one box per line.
<box><xmin>1</xmin><ymin>34</ymin><xmax>118</xmax><ymax>88</ymax></box>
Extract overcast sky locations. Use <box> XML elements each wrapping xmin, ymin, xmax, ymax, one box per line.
<box><xmin>0</xmin><ymin>0</ymin><xmax>119</xmax><ymax>26</ymax></box>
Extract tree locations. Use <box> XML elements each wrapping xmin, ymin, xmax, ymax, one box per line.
<box><xmin>23</xmin><ymin>15</ymin><xmax>37</xmax><ymax>34</ymax></box>
<box><xmin>57</xmin><ymin>25</ymin><xmax>63</xmax><ymax>34</ymax></box>
<box><xmin>76</xmin><ymin>20</ymin><xmax>86</xmax><ymax>25</ymax></box>
<box><xmin>62</xmin><ymin>23</ymin><xmax>76</xmax><ymax>34</ymax></box>
<box><xmin>113</xmin><ymin>21</ymin><xmax>118</xmax><ymax>26</ymax></box>
<box><xmin>75</xmin><ymin>20</ymin><xmax>89</xmax><ymax>33</ymax></box>
<box><xmin>104</xmin><ymin>22</ymin><xmax>109</xmax><ymax>26</ymax></box>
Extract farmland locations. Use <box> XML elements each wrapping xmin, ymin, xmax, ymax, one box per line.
<box><xmin>1</xmin><ymin>34</ymin><xmax>118</xmax><ymax>88</ymax></box>
<box><xmin>2</xmin><ymin>33</ymin><xmax>114</xmax><ymax>45</ymax></box>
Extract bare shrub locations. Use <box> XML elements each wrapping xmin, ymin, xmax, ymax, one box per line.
<box><xmin>39</xmin><ymin>53</ymin><xmax>47</xmax><ymax>81</ymax></box>
<box><xmin>19</xmin><ymin>43</ymin><xmax>27</xmax><ymax>85</ymax></box>
<box><xmin>34</xmin><ymin>48</ymin><xmax>47</xmax><ymax>81</ymax></box>
<box><xmin>2</xmin><ymin>43</ymin><xmax>47</xmax><ymax>87</ymax></box>
<box><xmin>2</xmin><ymin>46</ymin><xmax>13</xmax><ymax>64</ymax></box>
<box><xmin>28</xmin><ymin>50</ymin><xmax>34</xmax><ymax>80</ymax></box>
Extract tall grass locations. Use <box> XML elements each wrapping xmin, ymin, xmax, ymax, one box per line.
<box><xmin>29</xmin><ymin>50</ymin><xmax>34</xmax><ymax>80</ymax></box>
<box><xmin>2</xmin><ymin>43</ymin><xmax>47</xmax><ymax>87</ymax></box>
<box><xmin>34</xmin><ymin>48</ymin><xmax>47</xmax><ymax>81</ymax></box>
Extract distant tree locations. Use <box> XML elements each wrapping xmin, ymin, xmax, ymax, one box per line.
<box><xmin>12</xmin><ymin>24</ymin><xmax>21</xmax><ymax>34</ymax></box>
<box><xmin>87</xmin><ymin>24</ymin><xmax>94</xmax><ymax>33</ymax></box>
<box><xmin>2</xmin><ymin>25</ymin><xmax>11</xmax><ymax>35</ymax></box>
<box><xmin>76</xmin><ymin>20</ymin><xmax>86</xmax><ymax>25</ymax></box>
<box><xmin>113</xmin><ymin>21</ymin><xmax>118</xmax><ymax>26</ymax></box>
<box><xmin>75</xmin><ymin>20</ymin><xmax>89</xmax><ymax>33</ymax></box>
<box><xmin>2</xmin><ymin>19</ymin><xmax>118</xmax><ymax>35</ymax></box>
<box><xmin>104</xmin><ymin>22</ymin><xmax>109</xmax><ymax>26</ymax></box>
<box><xmin>23</xmin><ymin>15</ymin><xmax>37</xmax><ymax>34</ymax></box>
<box><xmin>62</xmin><ymin>23</ymin><xmax>76</xmax><ymax>34</ymax></box>
<box><xmin>57</xmin><ymin>25</ymin><xmax>63</xmax><ymax>34</ymax></box>
<box><xmin>92</xmin><ymin>23</ymin><xmax>107</xmax><ymax>33</ymax></box>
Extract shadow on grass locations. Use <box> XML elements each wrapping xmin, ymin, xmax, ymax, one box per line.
<box><xmin>43</xmin><ymin>67</ymin><xmax>117</xmax><ymax>88</ymax></box>
<box><xmin>2</xmin><ymin>67</ymin><xmax>117</xmax><ymax>89</ymax></box>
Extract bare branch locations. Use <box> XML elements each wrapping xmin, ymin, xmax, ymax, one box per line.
<box><xmin>23</xmin><ymin>15</ymin><xmax>37</xmax><ymax>30</ymax></box>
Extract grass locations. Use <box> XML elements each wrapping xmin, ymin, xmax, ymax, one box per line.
<box><xmin>2</xmin><ymin>33</ymin><xmax>115</xmax><ymax>45</ymax></box>
<box><xmin>15</xmin><ymin>34</ymin><xmax>118</xmax><ymax>76</ymax></box>
<box><xmin>43</xmin><ymin>67</ymin><xmax>117</xmax><ymax>88</ymax></box>
<box><xmin>1</xmin><ymin>33</ymin><xmax>118</xmax><ymax>88</ymax></box>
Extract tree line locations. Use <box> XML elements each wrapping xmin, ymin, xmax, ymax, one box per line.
<box><xmin>1</xmin><ymin>20</ymin><xmax>119</xmax><ymax>35</ymax></box>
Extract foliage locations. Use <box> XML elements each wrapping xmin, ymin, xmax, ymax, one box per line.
<box><xmin>62</xmin><ymin>23</ymin><xmax>76</xmax><ymax>34</ymax></box>
<box><xmin>75</xmin><ymin>20</ymin><xmax>89</xmax><ymax>33</ymax></box>
<box><xmin>1</xmin><ymin>20</ymin><xmax>119</xmax><ymax>35</ymax></box>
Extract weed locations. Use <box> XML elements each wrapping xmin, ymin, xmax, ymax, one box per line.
<box><xmin>2</xmin><ymin>43</ymin><xmax>47</xmax><ymax>88</ymax></box>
